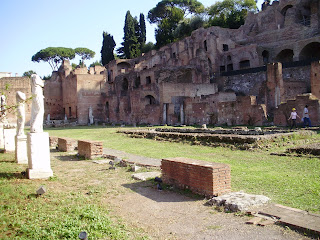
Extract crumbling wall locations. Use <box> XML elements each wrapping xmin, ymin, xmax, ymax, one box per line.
<box><xmin>0</xmin><ymin>77</ymin><xmax>32</xmax><ymax>124</ymax></box>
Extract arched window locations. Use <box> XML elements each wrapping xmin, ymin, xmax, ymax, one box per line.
<box><xmin>275</xmin><ymin>49</ymin><xmax>294</xmax><ymax>62</ymax></box>
<box><xmin>145</xmin><ymin>95</ymin><xmax>156</xmax><ymax>105</ymax></box>
<box><xmin>299</xmin><ymin>42</ymin><xmax>320</xmax><ymax>61</ymax></box>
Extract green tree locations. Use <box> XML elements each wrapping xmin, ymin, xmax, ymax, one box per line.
<box><xmin>207</xmin><ymin>0</ymin><xmax>257</xmax><ymax>29</ymax></box>
<box><xmin>101</xmin><ymin>32</ymin><xmax>116</xmax><ymax>66</ymax></box>
<box><xmin>118</xmin><ymin>11</ymin><xmax>141</xmax><ymax>59</ymax></box>
<box><xmin>139</xmin><ymin>13</ymin><xmax>147</xmax><ymax>51</ymax></box>
<box><xmin>22</xmin><ymin>70</ymin><xmax>36</xmax><ymax>78</ymax></box>
<box><xmin>173</xmin><ymin>15</ymin><xmax>205</xmax><ymax>40</ymax></box>
<box><xmin>89</xmin><ymin>61</ymin><xmax>103</xmax><ymax>68</ymax></box>
<box><xmin>32</xmin><ymin>47</ymin><xmax>75</xmax><ymax>71</ymax></box>
<box><xmin>141</xmin><ymin>42</ymin><xmax>155</xmax><ymax>53</ymax></box>
<box><xmin>148</xmin><ymin>0</ymin><xmax>204</xmax><ymax>48</ymax></box>
<box><xmin>74</xmin><ymin>48</ymin><xmax>95</xmax><ymax>66</ymax></box>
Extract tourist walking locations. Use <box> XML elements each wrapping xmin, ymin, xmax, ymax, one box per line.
<box><xmin>288</xmin><ymin>108</ymin><xmax>300</xmax><ymax>129</ymax></box>
<box><xmin>303</xmin><ymin>105</ymin><xmax>311</xmax><ymax>127</ymax></box>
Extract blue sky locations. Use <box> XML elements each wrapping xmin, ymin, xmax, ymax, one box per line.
<box><xmin>0</xmin><ymin>0</ymin><xmax>264</xmax><ymax>77</ymax></box>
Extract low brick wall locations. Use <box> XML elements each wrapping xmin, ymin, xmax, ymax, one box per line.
<box><xmin>49</xmin><ymin>136</ymin><xmax>58</xmax><ymax>148</ymax></box>
<box><xmin>161</xmin><ymin>157</ymin><xmax>231</xmax><ymax>197</ymax></box>
<box><xmin>78</xmin><ymin>140</ymin><xmax>103</xmax><ymax>159</ymax></box>
<box><xmin>58</xmin><ymin>137</ymin><xmax>78</xmax><ymax>152</ymax></box>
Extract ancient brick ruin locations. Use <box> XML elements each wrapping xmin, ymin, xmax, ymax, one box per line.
<box><xmin>44</xmin><ymin>0</ymin><xmax>320</xmax><ymax>127</ymax></box>
<box><xmin>161</xmin><ymin>157</ymin><xmax>231</xmax><ymax>196</ymax></box>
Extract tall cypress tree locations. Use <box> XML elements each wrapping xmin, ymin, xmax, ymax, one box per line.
<box><xmin>101</xmin><ymin>32</ymin><xmax>116</xmax><ymax>66</ymax></box>
<box><xmin>118</xmin><ymin>11</ymin><xmax>141</xmax><ymax>59</ymax></box>
<box><xmin>139</xmin><ymin>13</ymin><xmax>146</xmax><ymax>51</ymax></box>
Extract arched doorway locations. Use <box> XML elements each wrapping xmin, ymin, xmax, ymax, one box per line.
<box><xmin>299</xmin><ymin>42</ymin><xmax>320</xmax><ymax>61</ymax></box>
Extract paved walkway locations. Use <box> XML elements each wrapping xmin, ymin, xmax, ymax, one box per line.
<box><xmin>103</xmin><ymin>147</ymin><xmax>161</xmax><ymax>167</ymax></box>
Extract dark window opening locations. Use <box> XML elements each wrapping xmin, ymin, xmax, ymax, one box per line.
<box><xmin>227</xmin><ymin>64</ymin><xmax>233</xmax><ymax>71</ymax></box>
<box><xmin>135</xmin><ymin>77</ymin><xmax>141</xmax><ymax>88</ymax></box>
<box><xmin>122</xmin><ymin>78</ymin><xmax>128</xmax><ymax>90</ymax></box>
<box><xmin>172</xmin><ymin>52</ymin><xmax>176</xmax><ymax>58</ymax></box>
<box><xmin>204</xmin><ymin>40</ymin><xmax>207</xmax><ymax>51</ymax></box>
<box><xmin>146</xmin><ymin>76</ymin><xmax>151</xmax><ymax>84</ymax></box>
<box><xmin>69</xmin><ymin>107</ymin><xmax>71</xmax><ymax>117</ymax></box>
<box><xmin>262</xmin><ymin>50</ymin><xmax>269</xmax><ymax>64</ymax></box>
<box><xmin>239</xmin><ymin>60</ymin><xmax>250</xmax><ymax>69</ymax></box>
<box><xmin>227</xmin><ymin>55</ymin><xmax>232</xmax><ymax>61</ymax></box>
<box><xmin>276</xmin><ymin>49</ymin><xmax>294</xmax><ymax>62</ymax></box>
<box><xmin>145</xmin><ymin>95</ymin><xmax>156</xmax><ymax>105</ymax></box>
<box><xmin>220</xmin><ymin>66</ymin><xmax>226</xmax><ymax>73</ymax></box>
<box><xmin>223</xmin><ymin>44</ymin><xmax>229</xmax><ymax>51</ymax></box>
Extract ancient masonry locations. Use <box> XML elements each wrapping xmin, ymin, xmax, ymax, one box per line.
<box><xmin>43</xmin><ymin>0</ymin><xmax>320</xmax><ymax>127</ymax></box>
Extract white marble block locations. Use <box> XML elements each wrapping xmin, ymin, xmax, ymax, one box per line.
<box><xmin>4</xmin><ymin>128</ymin><xmax>16</xmax><ymax>152</ymax></box>
<box><xmin>15</xmin><ymin>135</ymin><xmax>28</xmax><ymax>164</ymax></box>
<box><xmin>27</xmin><ymin>132</ymin><xmax>53</xmax><ymax>179</ymax></box>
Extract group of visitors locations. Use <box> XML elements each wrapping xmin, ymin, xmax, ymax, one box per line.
<box><xmin>288</xmin><ymin>105</ymin><xmax>311</xmax><ymax>129</ymax></box>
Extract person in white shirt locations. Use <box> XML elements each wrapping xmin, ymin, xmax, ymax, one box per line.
<box><xmin>288</xmin><ymin>108</ymin><xmax>300</xmax><ymax>129</ymax></box>
<box><xmin>303</xmin><ymin>105</ymin><xmax>311</xmax><ymax>128</ymax></box>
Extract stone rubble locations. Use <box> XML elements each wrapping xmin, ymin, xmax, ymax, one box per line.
<box><xmin>208</xmin><ymin>191</ymin><xmax>270</xmax><ymax>212</ymax></box>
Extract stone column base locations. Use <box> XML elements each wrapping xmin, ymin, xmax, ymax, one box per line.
<box><xmin>15</xmin><ymin>135</ymin><xmax>28</xmax><ymax>164</ymax></box>
<box><xmin>27</xmin><ymin>132</ymin><xmax>53</xmax><ymax>179</ymax></box>
<box><xmin>4</xmin><ymin>128</ymin><xmax>16</xmax><ymax>152</ymax></box>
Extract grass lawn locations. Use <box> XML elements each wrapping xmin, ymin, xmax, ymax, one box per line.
<box><xmin>45</xmin><ymin>126</ymin><xmax>320</xmax><ymax>214</ymax></box>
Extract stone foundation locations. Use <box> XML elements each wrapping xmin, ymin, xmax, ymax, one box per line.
<box><xmin>78</xmin><ymin>140</ymin><xmax>103</xmax><ymax>159</ymax></box>
<box><xmin>58</xmin><ymin>137</ymin><xmax>77</xmax><ymax>152</ymax></box>
<box><xmin>161</xmin><ymin>157</ymin><xmax>231</xmax><ymax>197</ymax></box>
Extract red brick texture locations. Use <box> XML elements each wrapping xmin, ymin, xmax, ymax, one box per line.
<box><xmin>57</xmin><ymin>137</ymin><xmax>78</xmax><ymax>152</ymax></box>
<box><xmin>78</xmin><ymin>140</ymin><xmax>103</xmax><ymax>159</ymax></box>
<box><xmin>161</xmin><ymin>157</ymin><xmax>231</xmax><ymax>197</ymax></box>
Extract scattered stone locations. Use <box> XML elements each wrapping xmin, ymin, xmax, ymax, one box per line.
<box><xmin>201</xmin><ymin>124</ymin><xmax>207</xmax><ymax>129</ymax></box>
<box><xmin>132</xmin><ymin>172</ymin><xmax>161</xmax><ymax>181</ymax></box>
<box><xmin>79</xmin><ymin>231</ymin><xmax>88</xmax><ymax>240</ymax></box>
<box><xmin>208</xmin><ymin>191</ymin><xmax>270</xmax><ymax>212</ymax></box>
<box><xmin>131</xmin><ymin>164</ymin><xmax>141</xmax><ymax>172</ymax></box>
<box><xmin>257</xmin><ymin>219</ymin><xmax>275</xmax><ymax>226</ymax></box>
<box><xmin>119</xmin><ymin>160</ymin><xmax>127</xmax><ymax>167</ymax></box>
<box><xmin>36</xmin><ymin>186</ymin><xmax>46</xmax><ymax>195</ymax></box>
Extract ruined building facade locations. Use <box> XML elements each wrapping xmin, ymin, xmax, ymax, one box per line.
<box><xmin>44</xmin><ymin>0</ymin><xmax>320</xmax><ymax>126</ymax></box>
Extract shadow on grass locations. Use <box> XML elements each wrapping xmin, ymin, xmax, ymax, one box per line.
<box><xmin>54</xmin><ymin>154</ymin><xmax>88</xmax><ymax>162</ymax></box>
<box><xmin>0</xmin><ymin>171</ymin><xmax>26</xmax><ymax>180</ymax></box>
<box><xmin>122</xmin><ymin>180</ymin><xmax>202</xmax><ymax>203</ymax></box>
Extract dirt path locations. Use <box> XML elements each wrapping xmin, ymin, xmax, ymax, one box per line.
<box><xmin>51</xmin><ymin>151</ymin><xmax>312</xmax><ymax>240</ymax></box>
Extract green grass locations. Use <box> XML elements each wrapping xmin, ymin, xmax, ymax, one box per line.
<box><xmin>45</xmin><ymin>126</ymin><xmax>320</xmax><ymax>213</ymax></box>
<box><xmin>0</xmin><ymin>152</ymin><xmax>146</xmax><ymax>240</ymax></box>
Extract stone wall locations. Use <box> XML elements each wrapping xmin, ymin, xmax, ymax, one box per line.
<box><xmin>274</xmin><ymin>94</ymin><xmax>320</xmax><ymax>126</ymax></box>
<box><xmin>161</xmin><ymin>157</ymin><xmax>231</xmax><ymax>197</ymax></box>
<box><xmin>0</xmin><ymin>77</ymin><xmax>32</xmax><ymax>124</ymax></box>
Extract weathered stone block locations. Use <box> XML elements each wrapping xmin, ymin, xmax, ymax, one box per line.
<box><xmin>49</xmin><ymin>136</ymin><xmax>58</xmax><ymax>148</ymax></box>
<box><xmin>78</xmin><ymin>140</ymin><xmax>103</xmax><ymax>159</ymax></box>
<box><xmin>58</xmin><ymin>137</ymin><xmax>77</xmax><ymax>152</ymax></box>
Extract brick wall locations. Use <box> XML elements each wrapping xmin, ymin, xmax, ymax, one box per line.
<box><xmin>58</xmin><ymin>137</ymin><xmax>77</xmax><ymax>152</ymax></box>
<box><xmin>161</xmin><ymin>157</ymin><xmax>231</xmax><ymax>197</ymax></box>
<box><xmin>78</xmin><ymin>140</ymin><xmax>103</xmax><ymax>159</ymax></box>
